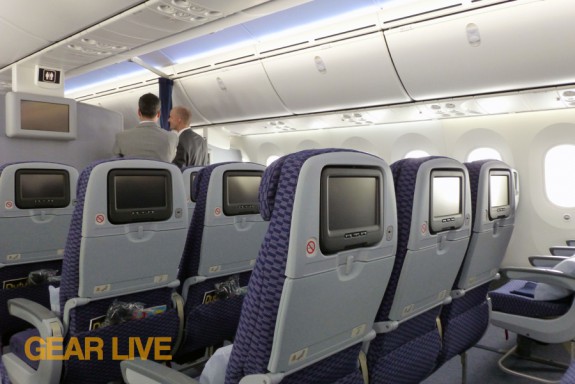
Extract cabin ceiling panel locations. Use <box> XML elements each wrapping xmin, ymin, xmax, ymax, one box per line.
<box><xmin>0</xmin><ymin>0</ymin><xmax>143</xmax><ymax>69</ymax></box>
<box><xmin>188</xmin><ymin>0</ymin><xmax>271</xmax><ymax>14</ymax></box>
<box><xmin>124</xmin><ymin>8</ymin><xmax>196</xmax><ymax>34</ymax></box>
<box><xmin>103</xmin><ymin>13</ymin><xmax>179</xmax><ymax>41</ymax></box>
<box><xmin>179</xmin><ymin>61</ymin><xmax>292</xmax><ymax>123</ymax></box>
<box><xmin>385</xmin><ymin>0</ymin><xmax>575</xmax><ymax>100</ymax></box>
<box><xmin>1</xmin><ymin>1</ymin><xmax>142</xmax><ymax>41</ymax></box>
<box><xmin>262</xmin><ymin>33</ymin><xmax>410</xmax><ymax>113</ymax></box>
<box><xmin>79</xmin><ymin>29</ymin><xmax>151</xmax><ymax>50</ymax></box>
<box><xmin>0</xmin><ymin>23</ymin><xmax>47</xmax><ymax>69</ymax></box>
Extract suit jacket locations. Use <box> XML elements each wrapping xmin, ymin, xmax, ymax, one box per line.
<box><xmin>113</xmin><ymin>121</ymin><xmax>178</xmax><ymax>163</ymax></box>
<box><xmin>173</xmin><ymin>128</ymin><xmax>208</xmax><ymax>168</ymax></box>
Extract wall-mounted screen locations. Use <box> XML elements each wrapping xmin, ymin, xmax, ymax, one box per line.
<box><xmin>107</xmin><ymin>169</ymin><xmax>172</xmax><ymax>224</ymax></box>
<box><xmin>15</xmin><ymin>169</ymin><xmax>70</xmax><ymax>209</ymax></box>
<box><xmin>320</xmin><ymin>167</ymin><xmax>383</xmax><ymax>255</ymax></box>
<box><xmin>223</xmin><ymin>170</ymin><xmax>262</xmax><ymax>216</ymax></box>
<box><xmin>430</xmin><ymin>170</ymin><xmax>464</xmax><ymax>233</ymax></box>
<box><xmin>5</xmin><ymin>92</ymin><xmax>77</xmax><ymax>140</ymax></box>
<box><xmin>489</xmin><ymin>170</ymin><xmax>511</xmax><ymax>220</ymax></box>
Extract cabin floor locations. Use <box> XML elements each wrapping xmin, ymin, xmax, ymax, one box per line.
<box><xmin>422</xmin><ymin>324</ymin><xmax>571</xmax><ymax>384</ymax></box>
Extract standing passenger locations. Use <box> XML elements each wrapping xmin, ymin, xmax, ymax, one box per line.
<box><xmin>113</xmin><ymin>93</ymin><xmax>178</xmax><ymax>162</ymax></box>
<box><xmin>169</xmin><ymin>106</ymin><xmax>209</xmax><ymax>168</ymax></box>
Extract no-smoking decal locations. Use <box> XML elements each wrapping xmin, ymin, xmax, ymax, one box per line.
<box><xmin>95</xmin><ymin>213</ymin><xmax>106</xmax><ymax>225</ymax></box>
<box><xmin>306</xmin><ymin>238</ymin><xmax>317</xmax><ymax>257</ymax></box>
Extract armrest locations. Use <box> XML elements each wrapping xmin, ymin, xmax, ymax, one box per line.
<box><xmin>501</xmin><ymin>267</ymin><xmax>575</xmax><ymax>291</ymax></box>
<box><xmin>7</xmin><ymin>298</ymin><xmax>63</xmax><ymax>339</ymax></box>
<box><xmin>549</xmin><ymin>246</ymin><xmax>575</xmax><ymax>257</ymax></box>
<box><xmin>529</xmin><ymin>255</ymin><xmax>568</xmax><ymax>268</ymax></box>
<box><xmin>121</xmin><ymin>359</ymin><xmax>199</xmax><ymax>384</ymax></box>
<box><xmin>566</xmin><ymin>240</ymin><xmax>575</xmax><ymax>247</ymax></box>
<box><xmin>3</xmin><ymin>298</ymin><xmax>63</xmax><ymax>384</ymax></box>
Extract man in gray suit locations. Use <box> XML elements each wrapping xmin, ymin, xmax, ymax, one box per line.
<box><xmin>113</xmin><ymin>93</ymin><xmax>178</xmax><ymax>162</ymax></box>
<box><xmin>169</xmin><ymin>106</ymin><xmax>208</xmax><ymax>168</ymax></box>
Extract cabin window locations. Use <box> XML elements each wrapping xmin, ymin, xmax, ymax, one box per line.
<box><xmin>545</xmin><ymin>145</ymin><xmax>575</xmax><ymax>207</ymax></box>
<box><xmin>467</xmin><ymin>147</ymin><xmax>502</xmax><ymax>162</ymax></box>
<box><xmin>266</xmin><ymin>155</ymin><xmax>280</xmax><ymax>166</ymax></box>
<box><xmin>404</xmin><ymin>150</ymin><xmax>429</xmax><ymax>159</ymax></box>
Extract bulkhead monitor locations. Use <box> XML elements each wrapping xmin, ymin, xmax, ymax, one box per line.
<box><xmin>5</xmin><ymin>92</ymin><xmax>77</xmax><ymax>140</ymax></box>
<box><xmin>107</xmin><ymin>169</ymin><xmax>173</xmax><ymax>224</ymax></box>
<box><xmin>320</xmin><ymin>167</ymin><xmax>383</xmax><ymax>255</ymax></box>
<box><xmin>15</xmin><ymin>169</ymin><xmax>70</xmax><ymax>209</ymax></box>
<box><xmin>489</xmin><ymin>170</ymin><xmax>511</xmax><ymax>220</ymax></box>
<box><xmin>430</xmin><ymin>170</ymin><xmax>465</xmax><ymax>233</ymax></box>
<box><xmin>222</xmin><ymin>170</ymin><xmax>263</xmax><ymax>216</ymax></box>
<box><xmin>22</xmin><ymin>100</ymin><xmax>69</xmax><ymax>133</ymax></box>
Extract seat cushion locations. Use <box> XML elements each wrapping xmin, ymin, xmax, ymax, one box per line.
<box><xmin>490</xmin><ymin>280</ymin><xmax>572</xmax><ymax>318</ymax></box>
<box><xmin>9</xmin><ymin>328</ymin><xmax>40</xmax><ymax>371</ymax></box>
<box><xmin>534</xmin><ymin>257</ymin><xmax>575</xmax><ymax>300</ymax></box>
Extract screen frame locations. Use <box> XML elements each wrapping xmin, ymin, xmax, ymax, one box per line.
<box><xmin>222</xmin><ymin>170</ymin><xmax>263</xmax><ymax>216</ymax></box>
<box><xmin>14</xmin><ymin>169</ymin><xmax>71</xmax><ymax>209</ymax></box>
<box><xmin>320</xmin><ymin>166</ymin><xmax>383</xmax><ymax>255</ymax></box>
<box><xmin>488</xmin><ymin>169</ymin><xmax>512</xmax><ymax>220</ymax></box>
<box><xmin>107</xmin><ymin>169</ymin><xmax>173</xmax><ymax>224</ymax></box>
<box><xmin>429</xmin><ymin>169</ymin><xmax>465</xmax><ymax>234</ymax></box>
<box><xmin>5</xmin><ymin>91</ymin><xmax>77</xmax><ymax>140</ymax></box>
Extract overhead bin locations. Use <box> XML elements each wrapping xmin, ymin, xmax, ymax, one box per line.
<box><xmin>262</xmin><ymin>33</ymin><xmax>411</xmax><ymax>113</ymax></box>
<box><xmin>180</xmin><ymin>61</ymin><xmax>291</xmax><ymax>123</ymax></box>
<box><xmin>385</xmin><ymin>0</ymin><xmax>575</xmax><ymax>100</ymax></box>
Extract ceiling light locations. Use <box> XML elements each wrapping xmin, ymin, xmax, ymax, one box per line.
<box><xmin>562</xmin><ymin>90</ymin><xmax>575</xmax><ymax>100</ymax></box>
<box><xmin>190</xmin><ymin>16</ymin><xmax>205</xmax><ymax>21</ymax></box>
<box><xmin>96</xmin><ymin>42</ymin><xmax>113</xmax><ymax>49</ymax></box>
<box><xmin>175</xmin><ymin>11</ymin><xmax>190</xmax><ymax>18</ymax></box>
<box><xmin>205</xmin><ymin>10</ymin><xmax>222</xmax><ymax>17</ymax></box>
<box><xmin>68</xmin><ymin>44</ymin><xmax>83</xmax><ymax>51</ymax></box>
<box><xmin>188</xmin><ymin>6</ymin><xmax>205</xmax><ymax>12</ymax></box>
<box><xmin>341</xmin><ymin>113</ymin><xmax>369</xmax><ymax>125</ymax></box>
<box><xmin>157</xmin><ymin>4</ymin><xmax>175</xmax><ymax>14</ymax></box>
<box><xmin>172</xmin><ymin>0</ymin><xmax>191</xmax><ymax>8</ymax></box>
<box><xmin>81</xmin><ymin>38</ymin><xmax>97</xmax><ymax>45</ymax></box>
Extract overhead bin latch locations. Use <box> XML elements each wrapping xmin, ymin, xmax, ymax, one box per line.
<box><xmin>466</xmin><ymin>23</ymin><xmax>481</xmax><ymax>47</ymax></box>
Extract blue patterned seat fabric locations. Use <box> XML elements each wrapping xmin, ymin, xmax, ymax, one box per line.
<box><xmin>176</xmin><ymin>162</ymin><xmax>252</xmax><ymax>359</ymax></box>
<box><xmin>225</xmin><ymin>149</ymin><xmax>366</xmax><ymax>384</ymax></box>
<box><xmin>367</xmin><ymin>157</ymin><xmax>445</xmax><ymax>384</ymax></box>
<box><xmin>0</xmin><ymin>162</ymin><xmax>73</xmax><ymax>348</ymax></box>
<box><xmin>434</xmin><ymin>160</ymin><xmax>493</xmax><ymax>367</ymax></box>
<box><xmin>490</xmin><ymin>279</ymin><xmax>571</xmax><ymax>318</ymax></box>
<box><xmin>561</xmin><ymin>359</ymin><xmax>575</xmax><ymax>384</ymax></box>
<box><xmin>2</xmin><ymin>159</ymin><xmax>182</xmax><ymax>384</ymax></box>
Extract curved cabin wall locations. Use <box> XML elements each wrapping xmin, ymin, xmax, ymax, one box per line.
<box><xmin>233</xmin><ymin>108</ymin><xmax>575</xmax><ymax>269</ymax></box>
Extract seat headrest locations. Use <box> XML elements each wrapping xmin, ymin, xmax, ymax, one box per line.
<box><xmin>464</xmin><ymin>159</ymin><xmax>515</xmax><ymax>231</ymax></box>
<box><xmin>259</xmin><ymin>149</ymin><xmax>358</xmax><ymax>221</ymax></box>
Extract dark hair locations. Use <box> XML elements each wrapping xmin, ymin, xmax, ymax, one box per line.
<box><xmin>138</xmin><ymin>93</ymin><xmax>161</xmax><ymax>118</ymax></box>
